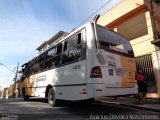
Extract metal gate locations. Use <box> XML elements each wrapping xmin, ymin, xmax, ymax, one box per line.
<box><xmin>135</xmin><ymin>54</ymin><xmax>157</xmax><ymax>92</ymax></box>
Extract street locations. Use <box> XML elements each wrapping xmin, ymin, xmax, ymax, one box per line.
<box><xmin>0</xmin><ymin>98</ymin><xmax>159</xmax><ymax>120</ymax></box>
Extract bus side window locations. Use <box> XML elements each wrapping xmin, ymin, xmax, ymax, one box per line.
<box><xmin>45</xmin><ymin>47</ymin><xmax>57</xmax><ymax>69</ymax></box>
<box><xmin>55</xmin><ymin>44</ymin><xmax>62</xmax><ymax>66</ymax></box>
<box><xmin>56</xmin><ymin>44</ymin><xmax>62</xmax><ymax>55</ymax></box>
<box><xmin>81</xmin><ymin>30</ymin><xmax>86</xmax><ymax>60</ymax></box>
<box><xmin>25</xmin><ymin>62</ymin><xmax>31</xmax><ymax>77</ymax></box>
<box><xmin>39</xmin><ymin>53</ymin><xmax>46</xmax><ymax>63</ymax></box>
<box><xmin>35</xmin><ymin>64</ymin><xmax>40</xmax><ymax>73</ymax></box>
<box><xmin>78</xmin><ymin>33</ymin><xmax>81</xmax><ymax>44</ymax></box>
<box><xmin>61</xmin><ymin>32</ymin><xmax>82</xmax><ymax>65</ymax></box>
<box><xmin>64</xmin><ymin>41</ymin><xmax>67</xmax><ymax>51</ymax></box>
<box><xmin>29</xmin><ymin>59</ymin><xmax>35</xmax><ymax>75</ymax></box>
<box><xmin>74</xmin><ymin>33</ymin><xmax>82</xmax><ymax>60</ymax></box>
<box><xmin>61</xmin><ymin>41</ymin><xmax>68</xmax><ymax>64</ymax></box>
<box><xmin>38</xmin><ymin>52</ymin><xmax>46</xmax><ymax>71</ymax></box>
<box><xmin>32</xmin><ymin>63</ymin><xmax>35</xmax><ymax>74</ymax></box>
<box><xmin>33</xmin><ymin>57</ymin><xmax>39</xmax><ymax>73</ymax></box>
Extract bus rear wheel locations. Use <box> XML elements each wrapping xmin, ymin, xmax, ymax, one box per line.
<box><xmin>48</xmin><ymin>88</ymin><xmax>57</xmax><ymax>107</ymax></box>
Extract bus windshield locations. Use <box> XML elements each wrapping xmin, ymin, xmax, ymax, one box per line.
<box><xmin>97</xmin><ymin>25</ymin><xmax>134</xmax><ymax>56</ymax></box>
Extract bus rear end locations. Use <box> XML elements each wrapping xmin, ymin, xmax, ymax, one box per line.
<box><xmin>87</xmin><ymin>24</ymin><xmax>138</xmax><ymax>98</ymax></box>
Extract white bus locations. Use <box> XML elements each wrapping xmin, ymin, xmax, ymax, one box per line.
<box><xmin>21</xmin><ymin>18</ymin><xmax>138</xmax><ymax>106</ymax></box>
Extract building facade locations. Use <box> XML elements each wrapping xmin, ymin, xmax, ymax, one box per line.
<box><xmin>98</xmin><ymin>0</ymin><xmax>160</xmax><ymax>98</ymax></box>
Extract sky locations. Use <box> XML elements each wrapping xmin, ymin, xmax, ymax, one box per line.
<box><xmin>0</xmin><ymin>0</ymin><xmax>122</xmax><ymax>90</ymax></box>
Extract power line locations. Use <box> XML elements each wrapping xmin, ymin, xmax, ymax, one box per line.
<box><xmin>90</xmin><ymin>0</ymin><xmax>112</xmax><ymax>18</ymax></box>
<box><xmin>72</xmin><ymin>0</ymin><xmax>112</xmax><ymax>30</ymax></box>
<box><xmin>0</xmin><ymin>63</ymin><xmax>16</xmax><ymax>74</ymax></box>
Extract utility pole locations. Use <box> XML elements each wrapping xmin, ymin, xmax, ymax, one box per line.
<box><xmin>13</xmin><ymin>62</ymin><xmax>19</xmax><ymax>98</ymax></box>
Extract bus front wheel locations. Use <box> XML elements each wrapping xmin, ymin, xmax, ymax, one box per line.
<box><xmin>48</xmin><ymin>88</ymin><xmax>58</xmax><ymax>107</ymax></box>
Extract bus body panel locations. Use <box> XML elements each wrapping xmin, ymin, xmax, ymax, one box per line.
<box><xmin>31</xmin><ymin>60</ymin><xmax>87</xmax><ymax>100</ymax></box>
<box><xmin>33</xmin><ymin>69</ymin><xmax>58</xmax><ymax>97</ymax></box>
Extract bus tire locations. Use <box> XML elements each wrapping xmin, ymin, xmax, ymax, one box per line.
<box><xmin>48</xmin><ymin>88</ymin><xmax>57</xmax><ymax>107</ymax></box>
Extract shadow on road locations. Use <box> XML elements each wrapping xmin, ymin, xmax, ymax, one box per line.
<box><xmin>1</xmin><ymin>98</ymin><xmax>159</xmax><ymax>120</ymax></box>
<box><xmin>28</xmin><ymin>97</ymin><xmax>94</xmax><ymax>108</ymax></box>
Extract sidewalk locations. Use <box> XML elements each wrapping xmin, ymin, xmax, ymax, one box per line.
<box><xmin>95</xmin><ymin>96</ymin><xmax>160</xmax><ymax>113</ymax></box>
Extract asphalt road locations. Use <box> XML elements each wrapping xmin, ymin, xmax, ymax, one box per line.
<box><xmin>0</xmin><ymin>98</ymin><xmax>159</xmax><ymax>120</ymax></box>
